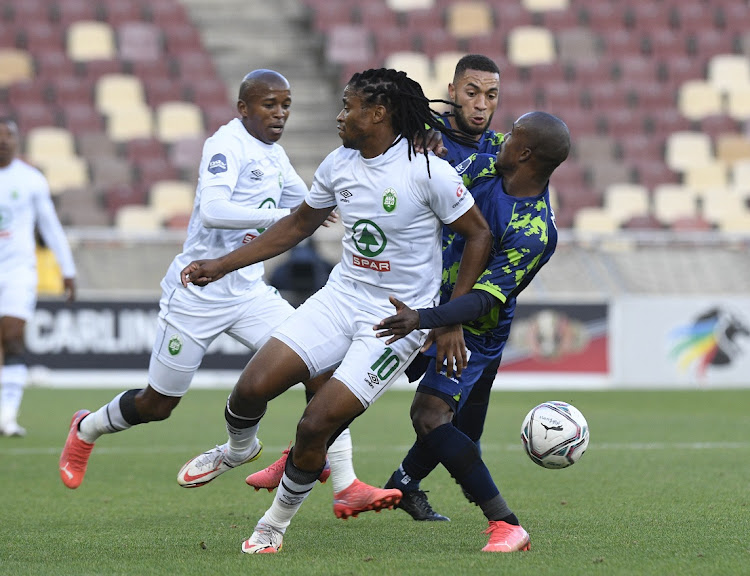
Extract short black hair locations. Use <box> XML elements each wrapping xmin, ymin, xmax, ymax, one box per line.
<box><xmin>453</xmin><ymin>54</ymin><xmax>500</xmax><ymax>83</ymax></box>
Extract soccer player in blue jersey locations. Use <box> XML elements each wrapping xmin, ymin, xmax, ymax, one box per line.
<box><xmin>377</xmin><ymin>111</ymin><xmax>571</xmax><ymax>552</ymax></box>
<box><xmin>435</xmin><ymin>54</ymin><xmax>503</xmax><ymax>167</ymax></box>
<box><xmin>383</xmin><ymin>54</ymin><xmax>506</xmax><ymax>522</ymax></box>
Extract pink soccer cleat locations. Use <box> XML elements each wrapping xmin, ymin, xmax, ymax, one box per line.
<box><xmin>333</xmin><ymin>479</ymin><xmax>402</xmax><ymax>519</ymax></box>
<box><xmin>245</xmin><ymin>444</ymin><xmax>330</xmax><ymax>492</ymax></box>
<box><xmin>481</xmin><ymin>521</ymin><xmax>531</xmax><ymax>552</ymax></box>
<box><xmin>59</xmin><ymin>410</ymin><xmax>94</xmax><ymax>489</ymax></box>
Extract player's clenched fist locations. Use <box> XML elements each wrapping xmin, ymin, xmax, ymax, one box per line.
<box><xmin>181</xmin><ymin>259</ymin><xmax>226</xmax><ymax>287</ymax></box>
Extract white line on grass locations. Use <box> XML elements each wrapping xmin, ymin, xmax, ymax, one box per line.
<box><xmin>3</xmin><ymin>441</ymin><xmax>749</xmax><ymax>457</ymax></box>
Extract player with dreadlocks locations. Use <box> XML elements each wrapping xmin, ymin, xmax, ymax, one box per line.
<box><xmin>177</xmin><ymin>68</ymin><xmax>492</xmax><ymax>554</ymax></box>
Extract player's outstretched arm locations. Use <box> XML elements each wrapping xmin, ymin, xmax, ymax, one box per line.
<box><xmin>375</xmin><ymin>290</ymin><xmax>497</xmax><ymax>342</ymax></box>
<box><xmin>181</xmin><ymin>201</ymin><xmax>331</xmax><ymax>287</ymax></box>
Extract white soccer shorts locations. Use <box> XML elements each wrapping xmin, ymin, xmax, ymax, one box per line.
<box><xmin>148</xmin><ymin>283</ymin><xmax>296</xmax><ymax>397</ymax></box>
<box><xmin>272</xmin><ymin>282</ymin><xmax>427</xmax><ymax>408</ymax></box>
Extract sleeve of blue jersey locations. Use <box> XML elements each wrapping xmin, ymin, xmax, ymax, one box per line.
<box><xmin>457</xmin><ymin>153</ymin><xmax>497</xmax><ymax>190</ymax></box>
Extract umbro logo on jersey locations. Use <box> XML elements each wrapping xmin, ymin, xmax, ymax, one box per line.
<box><xmin>251</xmin><ymin>169</ymin><xmax>264</xmax><ymax>179</ymax></box>
<box><xmin>365</xmin><ymin>372</ymin><xmax>380</xmax><ymax>388</ymax></box>
<box><xmin>340</xmin><ymin>190</ymin><xmax>352</xmax><ymax>198</ymax></box>
<box><xmin>208</xmin><ymin>153</ymin><xmax>228</xmax><ymax>174</ymax></box>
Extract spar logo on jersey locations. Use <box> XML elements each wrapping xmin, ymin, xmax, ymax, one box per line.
<box><xmin>254</xmin><ymin>198</ymin><xmax>277</xmax><ymax>235</ymax></box>
<box><xmin>352</xmin><ymin>219</ymin><xmax>390</xmax><ymax>272</ymax></box>
<box><xmin>208</xmin><ymin>153</ymin><xmax>228</xmax><ymax>174</ymax></box>
<box><xmin>382</xmin><ymin>188</ymin><xmax>397</xmax><ymax>213</ymax></box>
<box><xmin>168</xmin><ymin>335</ymin><xmax>182</xmax><ymax>356</ymax></box>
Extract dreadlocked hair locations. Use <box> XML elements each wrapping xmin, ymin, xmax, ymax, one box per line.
<box><xmin>347</xmin><ymin>68</ymin><xmax>478</xmax><ymax>177</ymax></box>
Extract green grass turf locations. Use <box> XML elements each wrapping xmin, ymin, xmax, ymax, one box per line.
<box><xmin>2</xmin><ymin>387</ymin><xmax>749</xmax><ymax>576</ymax></box>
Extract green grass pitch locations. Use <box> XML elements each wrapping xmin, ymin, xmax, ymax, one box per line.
<box><xmin>2</xmin><ymin>387</ymin><xmax>749</xmax><ymax>575</ymax></box>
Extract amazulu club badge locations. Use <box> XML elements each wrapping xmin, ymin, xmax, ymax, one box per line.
<box><xmin>382</xmin><ymin>188</ymin><xmax>397</xmax><ymax>213</ymax></box>
<box><xmin>168</xmin><ymin>335</ymin><xmax>183</xmax><ymax>356</ymax></box>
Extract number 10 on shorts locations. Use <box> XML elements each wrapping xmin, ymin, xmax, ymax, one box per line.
<box><xmin>371</xmin><ymin>347</ymin><xmax>400</xmax><ymax>380</ymax></box>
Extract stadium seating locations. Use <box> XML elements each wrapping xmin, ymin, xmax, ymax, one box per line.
<box><xmin>155</xmin><ymin>101</ymin><xmax>204</xmax><ymax>143</ymax></box>
<box><xmin>148</xmin><ymin>180</ymin><xmax>195</xmax><ymax>220</ymax></box>
<box><xmin>677</xmin><ymin>80</ymin><xmax>723</xmax><ymax>120</ymax></box>
<box><xmin>117</xmin><ymin>22</ymin><xmax>162</xmax><ymax>62</ymax></box>
<box><xmin>507</xmin><ymin>26</ymin><xmax>556</xmax><ymax>66</ymax></box>
<box><xmin>652</xmin><ymin>184</ymin><xmax>698</xmax><ymax>225</ymax></box>
<box><xmin>446</xmin><ymin>2</ymin><xmax>493</xmax><ymax>39</ymax></box>
<box><xmin>683</xmin><ymin>161</ymin><xmax>728</xmax><ymax>192</ymax></box>
<box><xmin>522</xmin><ymin>0</ymin><xmax>569</xmax><ymax>11</ymax></box>
<box><xmin>0</xmin><ymin>0</ymin><xmax>229</xmax><ymax>230</ymax></box>
<box><xmin>25</xmin><ymin>126</ymin><xmax>76</xmax><ymax>165</ymax></box>
<box><xmin>3</xmin><ymin>0</ymin><xmax>748</xmax><ymax>238</ymax></box>
<box><xmin>0</xmin><ymin>48</ymin><xmax>33</xmax><ymax>87</ymax></box>
<box><xmin>665</xmin><ymin>132</ymin><xmax>713</xmax><ymax>172</ymax></box>
<box><xmin>105</xmin><ymin>106</ymin><xmax>154</xmax><ymax>142</ymax></box>
<box><xmin>603</xmin><ymin>183</ymin><xmax>650</xmax><ymax>227</ymax></box>
<box><xmin>573</xmin><ymin>207</ymin><xmax>618</xmax><ymax>234</ymax></box>
<box><xmin>36</xmin><ymin>156</ymin><xmax>89</xmax><ymax>195</ymax></box>
<box><xmin>66</xmin><ymin>21</ymin><xmax>116</xmax><ymax>62</ymax></box>
<box><xmin>114</xmin><ymin>204</ymin><xmax>162</xmax><ymax>231</ymax></box>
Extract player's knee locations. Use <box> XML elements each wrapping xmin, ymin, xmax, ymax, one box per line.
<box><xmin>296</xmin><ymin>411</ymin><xmax>328</xmax><ymax>443</ymax></box>
<box><xmin>410</xmin><ymin>393</ymin><xmax>453</xmax><ymax>438</ymax></box>
<box><xmin>2</xmin><ymin>336</ymin><xmax>25</xmax><ymax>357</ymax></box>
<box><xmin>135</xmin><ymin>390</ymin><xmax>180</xmax><ymax>422</ymax></box>
<box><xmin>411</xmin><ymin>407</ymin><xmax>452</xmax><ymax>439</ymax></box>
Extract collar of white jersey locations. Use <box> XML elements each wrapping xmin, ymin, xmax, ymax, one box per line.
<box><xmin>360</xmin><ymin>136</ymin><xmax>407</xmax><ymax>166</ymax></box>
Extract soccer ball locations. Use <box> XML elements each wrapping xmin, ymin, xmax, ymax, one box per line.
<box><xmin>520</xmin><ymin>401</ymin><xmax>589</xmax><ymax>469</ymax></box>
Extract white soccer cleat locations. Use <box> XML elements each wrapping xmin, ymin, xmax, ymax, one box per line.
<box><xmin>1</xmin><ymin>421</ymin><xmax>27</xmax><ymax>437</ymax></box>
<box><xmin>177</xmin><ymin>441</ymin><xmax>263</xmax><ymax>488</ymax></box>
<box><xmin>241</xmin><ymin>523</ymin><xmax>284</xmax><ymax>554</ymax></box>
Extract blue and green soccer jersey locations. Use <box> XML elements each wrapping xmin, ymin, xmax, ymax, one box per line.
<box><xmin>441</xmin><ymin>152</ymin><xmax>558</xmax><ymax>358</ymax></box>
<box><xmin>436</xmin><ymin>115</ymin><xmax>504</xmax><ymax>169</ymax></box>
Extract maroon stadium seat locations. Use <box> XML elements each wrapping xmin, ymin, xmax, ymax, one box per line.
<box><xmin>18</xmin><ymin>21</ymin><xmax>65</xmax><ymax>55</ymax></box>
<box><xmin>52</xmin><ymin>0</ymin><xmax>102</xmax><ymax>27</ymax></box>
<box><xmin>144</xmin><ymin>77</ymin><xmax>185</xmax><ymax>108</ymax></box>
<box><xmin>61</xmin><ymin>103</ymin><xmax>105</xmax><ymax>134</ymax></box>
<box><xmin>124</xmin><ymin>137</ymin><xmax>167</xmax><ymax>164</ymax></box>
<box><xmin>118</xmin><ymin>22</ymin><xmax>162</xmax><ymax>62</ymax></box>
<box><xmin>13</xmin><ymin>102</ymin><xmax>58</xmax><ymax>131</ymax></box>
<box><xmin>6</xmin><ymin>0</ymin><xmax>51</xmax><ymax>24</ymax></box>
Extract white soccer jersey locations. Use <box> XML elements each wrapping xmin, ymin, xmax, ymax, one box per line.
<box><xmin>0</xmin><ymin>158</ymin><xmax>76</xmax><ymax>281</ymax></box>
<box><xmin>306</xmin><ymin>138</ymin><xmax>474</xmax><ymax>309</ymax></box>
<box><xmin>162</xmin><ymin>118</ymin><xmax>308</xmax><ymax>304</ymax></box>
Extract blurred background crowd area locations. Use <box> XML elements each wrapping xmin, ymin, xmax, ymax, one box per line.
<box><xmin>2</xmin><ymin>0</ymin><xmax>749</xmax><ymax>298</ymax></box>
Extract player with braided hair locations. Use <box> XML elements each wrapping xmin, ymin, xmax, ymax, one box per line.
<box><xmin>178</xmin><ymin>67</ymin><xmax>492</xmax><ymax>554</ymax></box>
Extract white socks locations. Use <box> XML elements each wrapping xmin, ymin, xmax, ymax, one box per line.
<box><xmin>78</xmin><ymin>391</ymin><xmax>132</xmax><ymax>443</ymax></box>
<box><xmin>327</xmin><ymin>428</ymin><xmax>356</xmax><ymax>494</ymax></box>
<box><xmin>0</xmin><ymin>364</ymin><xmax>27</xmax><ymax>428</ymax></box>
<box><xmin>261</xmin><ymin>471</ymin><xmax>316</xmax><ymax>533</ymax></box>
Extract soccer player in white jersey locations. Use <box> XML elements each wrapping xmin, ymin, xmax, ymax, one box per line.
<box><xmin>0</xmin><ymin>118</ymin><xmax>77</xmax><ymax>437</ymax></box>
<box><xmin>59</xmin><ymin>70</ymin><xmax>338</xmax><ymax>489</ymax></box>
<box><xmin>178</xmin><ymin>68</ymin><xmax>492</xmax><ymax>554</ymax></box>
